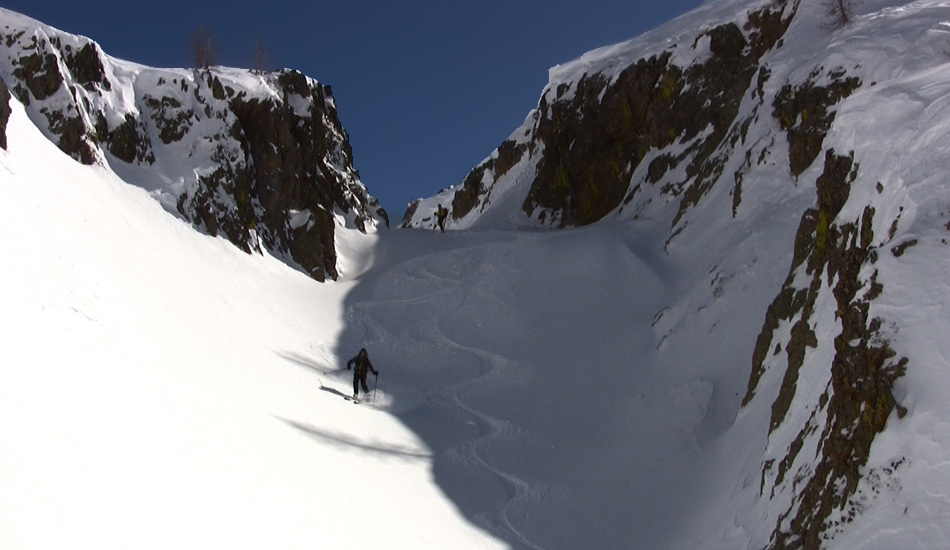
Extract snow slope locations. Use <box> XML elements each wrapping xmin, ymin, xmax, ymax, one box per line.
<box><xmin>397</xmin><ymin>0</ymin><xmax>950</xmax><ymax>548</ymax></box>
<box><xmin>5</xmin><ymin>0</ymin><xmax>950</xmax><ymax>549</ymax></box>
<box><xmin>0</xmin><ymin>7</ymin><xmax>386</xmax><ymax>282</ymax></box>
<box><xmin>0</xmin><ymin>89</ymin><xmax>502</xmax><ymax>550</ymax></box>
<box><xmin>3</xmin><ymin>81</ymin><xmax>779</xmax><ymax>547</ymax></box>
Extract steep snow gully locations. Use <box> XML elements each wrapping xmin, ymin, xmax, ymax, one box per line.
<box><xmin>337</xmin><ymin>230</ymin><xmax>549</xmax><ymax>549</ymax></box>
<box><xmin>331</xmin><ymin>223</ymin><xmax>739</xmax><ymax>550</ymax></box>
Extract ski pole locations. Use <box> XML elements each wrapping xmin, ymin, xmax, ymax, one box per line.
<box><xmin>373</xmin><ymin>372</ymin><xmax>379</xmax><ymax>402</ymax></box>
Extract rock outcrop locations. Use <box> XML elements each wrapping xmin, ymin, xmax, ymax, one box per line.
<box><xmin>0</xmin><ymin>76</ymin><xmax>11</xmax><ymax>149</ymax></box>
<box><xmin>0</xmin><ymin>11</ymin><xmax>387</xmax><ymax>281</ymax></box>
<box><xmin>403</xmin><ymin>2</ymin><xmax>806</xmax><ymax>231</ymax></box>
<box><xmin>400</xmin><ymin>0</ymin><xmax>927</xmax><ymax>547</ymax></box>
<box><xmin>745</xmin><ymin>150</ymin><xmax>908</xmax><ymax>549</ymax></box>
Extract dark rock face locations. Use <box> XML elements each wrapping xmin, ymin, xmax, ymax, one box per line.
<box><xmin>521</xmin><ymin>3</ymin><xmax>797</xmax><ymax>228</ymax></box>
<box><xmin>0</xmin><ymin>77</ymin><xmax>11</xmax><ymax>150</ymax></box>
<box><xmin>423</xmin><ymin>2</ymin><xmax>811</xmax><ymax>231</ymax></box>
<box><xmin>401</xmin><ymin>0</ymin><xmax>911</xmax><ymax>545</ymax></box>
<box><xmin>772</xmin><ymin>68</ymin><xmax>861</xmax><ymax>177</ymax></box>
<box><xmin>196</xmin><ymin>72</ymin><xmax>382</xmax><ymax>281</ymax></box>
<box><xmin>63</xmin><ymin>42</ymin><xmax>111</xmax><ymax>92</ymax></box>
<box><xmin>451</xmin><ymin>139</ymin><xmax>529</xmax><ymax>220</ymax></box>
<box><xmin>429</xmin><ymin>0</ymin><xmax>860</xmax><ymax>235</ymax></box>
<box><xmin>745</xmin><ymin>151</ymin><xmax>907</xmax><ymax>549</ymax></box>
<box><xmin>102</xmin><ymin>113</ymin><xmax>154</xmax><ymax>165</ymax></box>
<box><xmin>526</xmin><ymin>53</ymin><xmax>676</xmax><ymax>226</ymax></box>
<box><xmin>400</xmin><ymin>199</ymin><xmax>420</xmax><ymax>227</ymax></box>
<box><xmin>0</xmin><ymin>24</ymin><xmax>386</xmax><ymax>282</ymax></box>
<box><xmin>12</xmin><ymin>41</ymin><xmax>62</xmax><ymax>102</ymax></box>
<box><xmin>3</xmin><ymin>33</ymin><xmax>99</xmax><ymax>164</ymax></box>
<box><xmin>167</xmin><ymin>70</ymin><xmax>388</xmax><ymax>282</ymax></box>
<box><xmin>143</xmin><ymin>94</ymin><xmax>194</xmax><ymax>145</ymax></box>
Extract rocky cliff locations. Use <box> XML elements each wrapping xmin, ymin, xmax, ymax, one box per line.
<box><xmin>0</xmin><ymin>9</ymin><xmax>387</xmax><ymax>281</ymax></box>
<box><xmin>401</xmin><ymin>0</ymin><xmax>949</xmax><ymax>547</ymax></box>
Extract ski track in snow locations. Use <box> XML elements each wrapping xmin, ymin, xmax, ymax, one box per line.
<box><xmin>336</xmin><ymin>225</ymin><xmax>701</xmax><ymax>550</ymax></box>
<box><xmin>343</xmin><ymin>237</ymin><xmax>545</xmax><ymax>549</ymax></box>
<box><xmin>8</xmin><ymin>1</ymin><xmax>950</xmax><ymax>547</ymax></box>
<box><xmin>431</xmin><ymin>326</ymin><xmax>546</xmax><ymax>550</ymax></box>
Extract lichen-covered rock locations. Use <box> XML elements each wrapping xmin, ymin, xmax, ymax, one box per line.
<box><xmin>522</xmin><ymin>5</ymin><xmax>797</xmax><ymax>228</ymax></box>
<box><xmin>398</xmin><ymin>1</ymin><xmax>926</xmax><ymax>545</ymax></box>
<box><xmin>745</xmin><ymin>150</ymin><xmax>907</xmax><ymax>549</ymax></box>
<box><xmin>450</xmin><ymin>139</ymin><xmax>529</xmax><ymax>220</ymax></box>
<box><xmin>402</xmin><ymin>1</ymin><xmax>801</xmax><ymax>231</ymax></box>
<box><xmin>772</xmin><ymin>68</ymin><xmax>861</xmax><ymax>177</ymax></box>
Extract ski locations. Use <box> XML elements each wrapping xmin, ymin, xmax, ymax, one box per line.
<box><xmin>344</xmin><ymin>395</ymin><xmax>361</xmax><ymax>404</ymax></box>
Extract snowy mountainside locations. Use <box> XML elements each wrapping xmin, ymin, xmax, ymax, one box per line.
<box><xmin>402</xmin><ymin>0</ymin><xmax>950</xmax><ymax>547</ymax></box>
<box><xmin>0</xmin><ymin>92</ymin><xmax>504</xmax><ymax>549</ymax></box>
<box><xmin>0</xmin><ymin>8</ymin><xmax>387</xmax><ymax>281</ymax></box>
<box><xmin>3</xmin><ymin>1</ymin><xmax>950</xmax><ymax>549</ymax></box>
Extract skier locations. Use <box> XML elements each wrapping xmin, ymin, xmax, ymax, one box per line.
<box><xmin>346</xmin><ymin>348</ymin><xmax>378</xmax><ymax>401</ymax></box>
<box><xmin>436</xmin><ymin>204</ymin><xmax>448</xmax><ymax>233</ymax></box>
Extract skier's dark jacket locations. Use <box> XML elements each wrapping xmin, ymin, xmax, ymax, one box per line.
<box><xmin>347</xmin><ymin>353</ymin><xmax>377</xmax><ymax>378</ymax></box>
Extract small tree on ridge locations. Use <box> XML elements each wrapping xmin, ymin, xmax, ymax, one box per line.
<box><xmin>821</xmin><ymin>0</ymin><xmax>860</xmax><ymax>29</ymax></box>
<box><xmin>253</xmin><ymin>36</ymin><xmax>267</xmax><ymax>75</ymax></box>
<box><xmin>191</xmin><ymin>24</ymin><xmax>218</xmax><ymax>70</ymax></box>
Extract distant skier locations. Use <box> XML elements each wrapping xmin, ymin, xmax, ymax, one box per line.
<box><xmin>346</xmin><ymin>348</ymin><xmax>378</xmax><ymax>401</ymax></box>
<box><xmin>436</xmin><ymin>204</ymin><xmax>449</xmax><ymax>233</ymax></box>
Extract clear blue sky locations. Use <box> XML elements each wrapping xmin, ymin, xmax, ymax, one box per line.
<box><xmin>4</xmin><ymin>0</ymin><xmax>704</xmax><ymax>220</ymax></box>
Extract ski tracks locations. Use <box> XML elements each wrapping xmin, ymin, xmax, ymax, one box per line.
<box><xmin>342</xmin><ymin>246</ymin><xmax>546</xmax><ymax>549</ymax></box>
<box><xmin>430</xmin><ymin>325</ymin><xmax>547</xmax><ymax>550</ymax></box>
